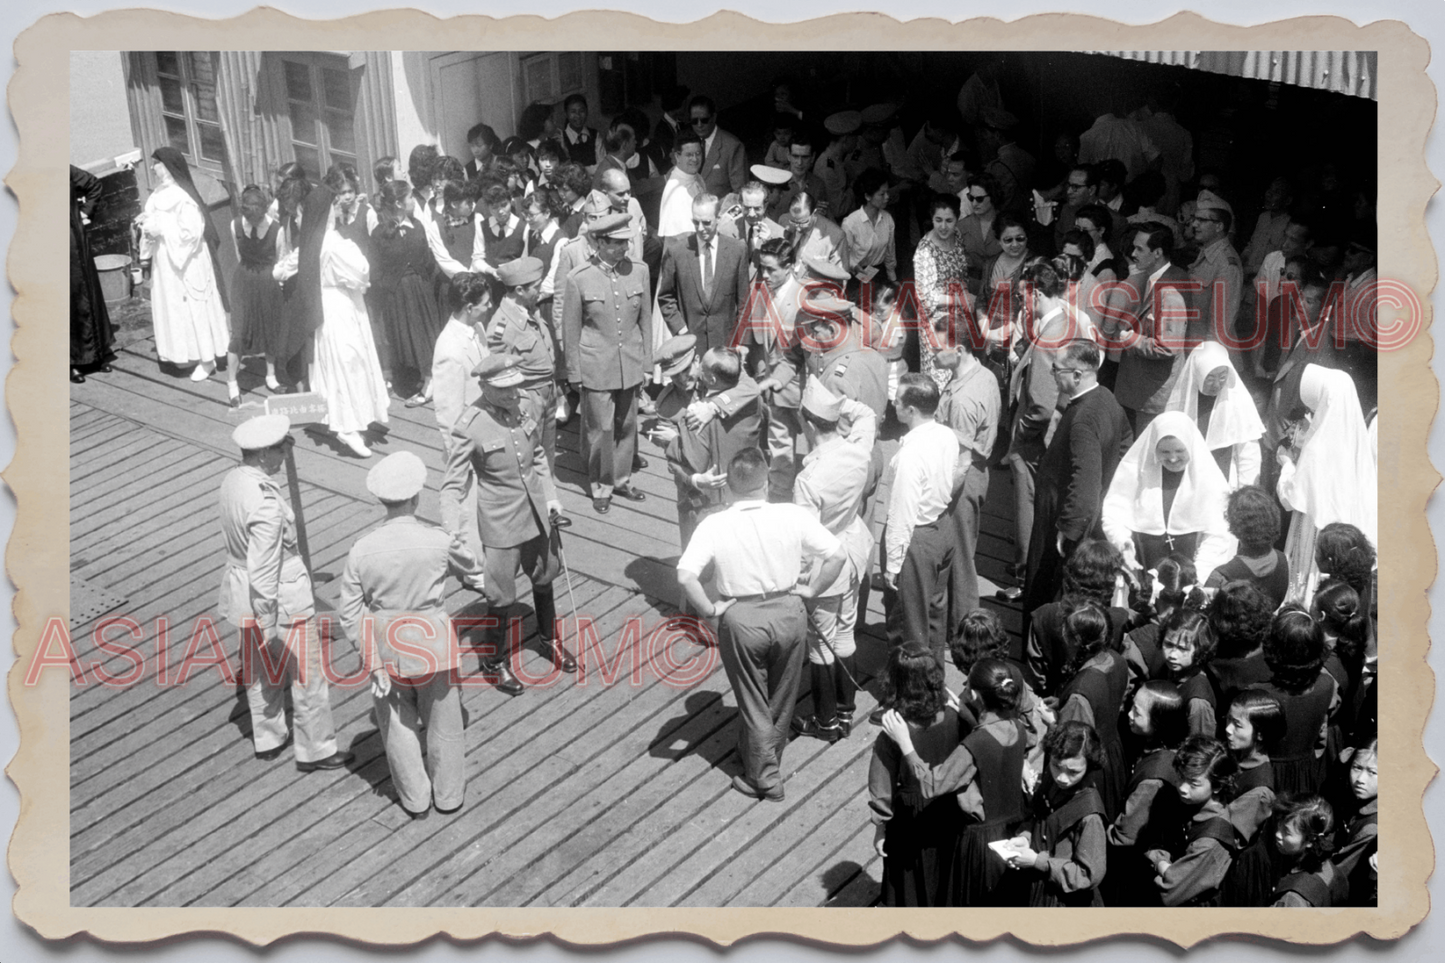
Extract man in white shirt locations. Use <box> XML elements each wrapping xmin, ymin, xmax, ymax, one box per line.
<box><xmin>882</xmin><ymin>373</ymin><xmax>960</xmax><ymax>666</ymax></box>
<box><xmin>677</xmin><ymin>447</ymin><xmax>846</xmax><ymax>801</ymax></box>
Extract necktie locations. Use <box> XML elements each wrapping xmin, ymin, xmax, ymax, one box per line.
<box><xmin>701</xmin><ymin>239</ymin><xmax>713</xmax><ymax>298</ymax></box>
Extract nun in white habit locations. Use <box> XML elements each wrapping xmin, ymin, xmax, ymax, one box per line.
<box><xmin>1276</xmin><ymin>363</ymin><xmax>1377</xmax><ymax>604</ymax></box>
<box><xmin>1164</xmin><ymin>340</ymin><xmax>1264</xmax><ymax>490</ymax></box>
<box><xmin>1102</xmin><ymin>410</ymin><xmax>1238</xmax><ymax>581</ymax></box>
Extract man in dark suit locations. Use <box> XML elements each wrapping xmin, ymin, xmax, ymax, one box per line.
<box><xmin>656</xmin><ymin>193</ymin><xmax>750</xmax><ymax>355</ymax></box>
<box><xmin>1113</xmin><ymin>221</ymin><xmax>1195</xmax><ymax>435</ymax></box>
<box><xmin>689</xmin><ymin>94</ymin><xmax>746</xmax><ymax>199</ymax></box>
<box><xmin>560</xmin><ymin>212</ymin><xmax>652</xmax><ymax>514</ymax></box>
<box><xmin>1023</xmin><ymin>339</ymin><xmax>1133</xmax><ymax>616</ymax></box>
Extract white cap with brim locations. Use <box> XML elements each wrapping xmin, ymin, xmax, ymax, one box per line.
<box><xmin>232</xmin><ymin>414</ymin><xmax>290</xmax><ymax>451</ymax></box>
<box><xmin>751</xmin><ymin>164</ymin><xmax>792</xmax><ymax>186</ymax></box>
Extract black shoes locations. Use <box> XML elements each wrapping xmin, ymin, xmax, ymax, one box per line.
<box><xmin>612</xmin><ymin>484</ymin><xmax>646</xmax><ymax>502</ymax></box>
<box><xmin>633</xmin><ymin>455</ymin><xmax>649</xmax><ymax>470</ymax></box>
<box><xmin>480</xmin><ymin>659</ymin><xmax>525</xmax><ymax>696</ymax></box>
<box><xmin>296</xmin><ymin>750</ymin><xmax>354</xmax><ymax>773</ymax></box>
<box><xmin>544</xmin><ymin>638</ymin><xmax>577</xmax><ymax>672</ymax></box>
<box><xmin>593</xmin><ymin>496</ymin><xmax>611</xmax><ymax>514</ymax></box>
<box><xmin>792</xmin><ymin>715</ymin><xmax>846</xmax><ymax>743</ymax></box>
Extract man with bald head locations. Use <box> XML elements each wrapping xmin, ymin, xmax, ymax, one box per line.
<box><xmin>657</xmin><ymin>192</ymin><xmax>751</xmax><ymax>354</ymax></box>
<box><xmin>599</xmin><ymin>167</ymin><xmax>648</xmax><ymax>265</ymax></box>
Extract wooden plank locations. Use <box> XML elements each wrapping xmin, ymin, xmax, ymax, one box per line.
<box><xmin>278</xmin><ymin>585</ymin><xmax>651</xmax><ymax>906</ymax></box>
<box><xmin>676</xmin><ymin>734</ymin><xmax>875</xmax><ymax>906</ymax></box>
<box><xmin>775</xmin><ymin>820</ymin><xmax>881</xmax><ymax>907</ymax></box>
<box><xmin>82</xmin><ymin>582</ymin><xmax>632</xmax><ymax>907</ymax></box>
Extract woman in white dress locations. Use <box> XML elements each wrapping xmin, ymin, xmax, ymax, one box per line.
<box><xmin>1102</xmin><ymin>410</ymin><xmax>1237</xmax><ymax>583</ymax></box>
<box><xmin>299</xmin><ymin>186</ymin><xmax>390</xmax><ymax>458</ymax></box>
<box><xmin>1275</xmin><ymin>364</ymin><xmax>1377</xmax><ymax>604</ymax></box>
<box><xmin>1164</xmin><ymin>340</ymin><xmax>1265</xmax><ymax>490</ymax></box>
<box><xmin>135</xmin><ymin>147</ymin><xmax>230</xmax><ymax>380</ymax></box>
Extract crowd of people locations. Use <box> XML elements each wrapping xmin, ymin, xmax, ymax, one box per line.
<box><xmin>188</xmin><ymin>64</ymin><xmax>1378</xmax><ymax>907</ymax></box>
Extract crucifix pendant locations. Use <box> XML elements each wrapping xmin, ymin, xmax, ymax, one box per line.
<box><xmin>1163</xmin><ymin>532</ymin><xmax>1176</xmax><ymax>552</ymax></box>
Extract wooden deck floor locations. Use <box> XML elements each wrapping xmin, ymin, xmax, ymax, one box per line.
<box><xmin>68</xmin><ymin>336</ymin><xmax>1025</xmax><ymax>908</ymax></box>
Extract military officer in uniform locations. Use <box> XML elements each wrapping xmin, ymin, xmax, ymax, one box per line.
<box><xmin>217</xmin><ymin>414</ymin><xmax>351</xmax><ymax>771</ymax></box>
<box><xmin>339</xmin><ymin>451</ymin><xmax>485</xmax><ymax>819</ymax></box>
<box><xmin>677</xmin><ymin>447</ymin><xmax>847</xmax><ymax>801</ymax></box>
<box><xmin>790</xmin><ymin>380</ymin><xmax>876</xmax><ymax>743</ymax></box>
<box><xmin>440</xmin><ymin>355</ymin><xmax>576</xmax><ymax>696</ymax></box>
<box><xmin>560</xmin><ymin>210</ymin><xmax>653</xmax><ymax>513</ymax></box>
<box><xmin>796</xmin><ymin>291</ymin><xmax>889</xmax><ymax>426</ymax></box>
<box><xmin>489</xmin><ymin>255</ymin><xmax>561</xmax><ymax>478</ymax></box>
<box><xmin>1187</xmin><ymin>188</ymin><xmax>1243</xmax><ymax>344</ymax></box>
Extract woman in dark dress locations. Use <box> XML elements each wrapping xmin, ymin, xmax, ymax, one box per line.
<box><xmin>1023</xmin><ymin>539</ymin><xmax>1132</xmax><ymax>699</ymax></box>
<box><xmin>1107</xmin><ymin>680</ymin><xmax>1187</xmax><ymax>905</ymax></box>
<box><xmin>1258</xmin><ymin>607</ymin><xmax>1336</xmax><ymax>795</ymax></box>
<box><xmin>868</xmin><ymin>642</ymin><xmax>966</xmax><ymax>907</ymax></box>
<box><xmin>878</xmin><ymin>658</ymin><xmax>1029</xmax><ymax>906</ymax></box>
<box><xmin>70</xmin><ymin>164</ymin><xmax>116</xmax><ymax>383</ymax></box>
<box><xmin>1007</xmin><ymin>720</ymin><xmax>1108</xmax><ymax>906</ymax></box>
<box><xmin>272</xmin><ymin>175</ymin><xmax>314</xmax><ymax>390</ymax></box>
<box><xmin>369</xmin><ymin>179</ymin><xmax>443</xmax><ymax>403</ymax></box>
<box><xmin>1056</xmin><ymin>603</ymin><xmax>1130</xmax><ymax>821</ymax></box>
<box><xmin>1220</xmin><ymin>688</ymin><xmax>1283</xmax><ymax>905</ymax></box>
<box><xmin>224</xmin><ymin>185</ymin><xmax>283</xmax><ymax>404</ymax></box>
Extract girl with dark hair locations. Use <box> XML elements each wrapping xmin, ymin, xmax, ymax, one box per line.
<box><xmin>1313</xmin><ymin>578</ymin><xmax>1373</xmax><ymax>749</ymax></box>
<box><xmin>1332</xmin><ymin>737</ymin><xmax>1378</xmax><ymax>905</ymax></box>
<box><xmin>1219</xmin><ymin>688</ymin><xmax>1283</xmax><ymax>905</ymax></box>
<box><xmin>841</xmin><ymin>167</ymin><xmax>898</xmax><ymax>298</ymax></box>
<box><xmin>302</xmin><ymin>185</ymin><xmax>390</xmax><ymax>457</ymax></box>
<box><xmin>1107</xmin><ymin>680</ymin><xmax>1186</xmax><ymax>905</ymax></box>
<box><xmin>878</xmin><ymin>657</ymin><xmax>1029</xmax><ymax>906</ymax></box>
<box><xmin>270</xmin><ymin>174</ymin><xmax>314</xmax><ymax>390</ymax></box>
<box><xmin>1315</xmin><ymin>521</ymin><xmax>1378</xmax><ymax>659</ymax></box>
<box><xmin>1259</xmin><ymin>607</ymin><xmax>1336</xmax><ymax>794</ymax></box>
<box><xmin>1146</xmin><ymin>735</ymin><xmax>1240</xmax><ymax>906</ymax></box>
<box><xmin>1204</xmin><ymin>581</ymin><xmax>1276</xmax><ymax>706</ymax></box>
<box><xmin>136</xmin><ymin>147</ymin><xmax>230</xmax><ymax>380</ymax></box>
<box><xmin>1005</xmin><ymin>720</ymin><xmax>1108</xmax><ymax>906</ymax></box>
<box><xmin>1056</xmin><ymin>602</ymin><xmax>1129</xmax><ymax>820</ymax></box>
<box><xmin>868</xmin><ymin>642</ymin><xmax>964</xmax><ymax>906</ymax></box>
<box><xmin>369</xmin><ymin>179</ymin><xmax>443</xmax><ymax>402</ymax></box>
<box><xmin>1023</xmin><ymin>539</ymin><xmax>1132</xmax><ymax>698</ymax></box>
<box><xmin>1159</xmin><ymin>608</ymin><xmax>1219</xmax><ymax>737</ymax></box>
<box><xmin>1269</xmin><ymin>794</ymin><xmax>1338</xmax><ymax>906</ymax></box>
<box><xmin>406</xmin><ymin>144</ymin><xmax>441</xmax><ymax>226</ymax></box>
<box><xmin>1121</xmin><ymin>552</ymin><xmax>1201</xmax><ymax>691</ymax></box>
<box><xmin>224</xmin><ymin>185</ymin><xmax>284</xmax><ymax>403</ymax></box>
<box><xmin>1204</xmin><ymin>485</ymin><xmax>1290</xmax><ymax>607</ymax></box>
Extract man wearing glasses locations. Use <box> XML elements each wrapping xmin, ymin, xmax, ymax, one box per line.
<box><xmin>1022</xmin><ymin>339</ymin><xmax>1132</xmax><ymax>616</ymax></box>
<box><xmin>689</xmin><ymin>94</ymin><xmax>747</xmax><ymax>199</ymax></box>
<box><xmin>1187</xmin><ymin>189</ymin><xmax>1243</xmax><ymax>343</ymax></box>
<box><xmin>1052</xmin><ymin>164</ymin><xmax>1101</xmax><ymax>252</ymax></box>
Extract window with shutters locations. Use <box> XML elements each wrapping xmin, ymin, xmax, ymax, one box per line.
<box><xmin>153</xmin><ymin>51</ymin><xmax>227</xmax><ymax>174</ymax></box>
<box><xmin>279</xmin><ymin>54</ymin><xmax>357</xmax><ymax>181</ymax></box>
<box><xmin>520</xmin><ymin>52</ymin><xmax>586</xmax><ymax>107</ymax></box>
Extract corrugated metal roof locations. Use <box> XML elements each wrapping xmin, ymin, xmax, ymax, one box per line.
<box><xmin>1093</xmin><ymin>50</ymin><xmax>1376</xmax><ymax>100</ymax></box>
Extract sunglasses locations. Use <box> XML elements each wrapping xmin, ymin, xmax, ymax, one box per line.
<box><xmin>967</xmin><ymin>193</ymin><xmax>989</xmax><ymax>201</ymax></box>
<box><xmin>691</xmin><ymin>116</ymin><xmax>714</xmax><ymax>126</ymax></box>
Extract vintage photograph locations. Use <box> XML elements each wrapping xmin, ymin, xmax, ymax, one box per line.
<box><xmin>63</xmin><ymin>42</ymin><xmax>1383</xmax><ymax>916</ymax></box>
